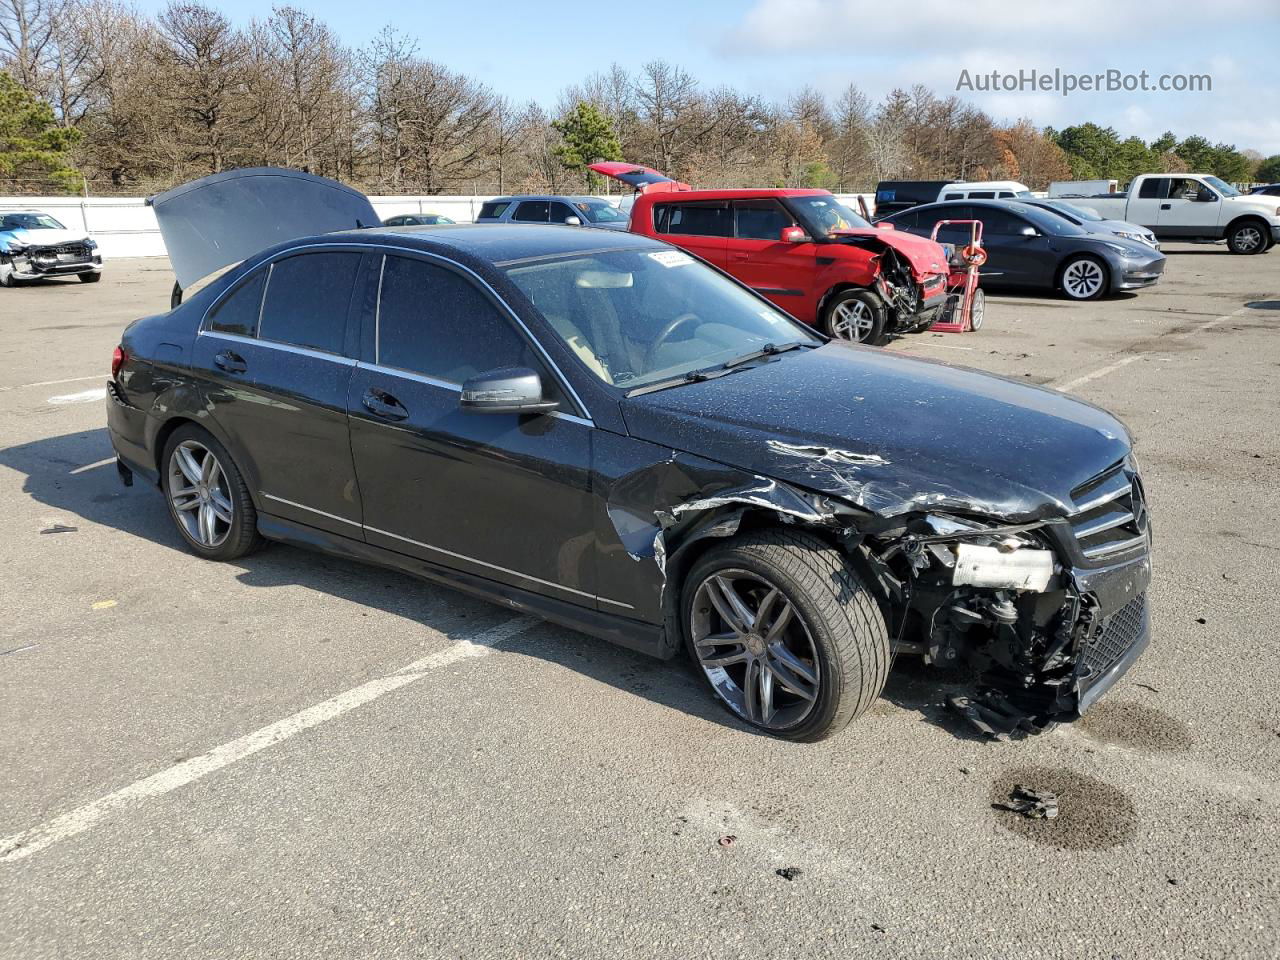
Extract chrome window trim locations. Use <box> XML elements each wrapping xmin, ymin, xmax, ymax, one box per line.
<box><xmin>373</xmin><ymin>254</ymin><xmax>387</xmax><ymax>365</ymax></box>
<box><xmin>199</xmin><ymin>329</ymin><xmax>357</xmax><ymax>366</ymax></box>
<box><xmin>198</xmin><ymin>239</ymin><xmax>593</xmax><ymax>420</ymax></box>
<box><xmin>353</xmin><ymin>359</ymin><xmax>595</xmax><ymax>428</ymax></box>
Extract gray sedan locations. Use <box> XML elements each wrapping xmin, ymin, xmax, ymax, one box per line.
<box><xmin>1018</xmin><ymin>198</ymin><xmax>1159</xmax><ymax>250</ymax></box>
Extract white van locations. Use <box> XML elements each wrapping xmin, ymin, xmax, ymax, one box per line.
<box><xmin>937</xmin><ymin>180</ymin><xmax>1032</xmax><ymax>202</ymax></box>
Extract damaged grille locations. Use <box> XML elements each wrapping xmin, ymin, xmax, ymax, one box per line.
<box><xmin>1080</xmin><ymin>594</ymin><xmax>1147</xmax><ymax>679</ymax></box>
<box><xmin>1068</xmin><ymin>460</ymin><xmax>1148</xmax><ymax>561</ymax></box>
<box><xmin>32</xmin><ymin>243</ymin><xmax>90</xmax><ymax>260</ymax></box>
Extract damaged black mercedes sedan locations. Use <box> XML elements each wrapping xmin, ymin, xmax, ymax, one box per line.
<box><xmin>108</xmin><ymin>169</ymin><xmax>1152</xmax><ymax>741</ymax></box>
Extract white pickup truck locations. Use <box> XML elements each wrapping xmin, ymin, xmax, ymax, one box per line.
<box><xmin>1060</xmin><ymin>174</ymin><xmax>1280</xmax><ymax>254</ymax></box>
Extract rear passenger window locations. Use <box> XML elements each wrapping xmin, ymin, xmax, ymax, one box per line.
<box><xmin>478</xmin><ymin>201</ymin><xmax>511</xmax><ymax>219</ymax></box>
<box><xmin>943</xmin><ymin>193</ymin><xmax>963</xmax><ymax>200</ymax></box>
<box><xmin>1138</xmin><ymin>178</ymin><xmax>1165</xmax><ymax>199</ymax></box>
<box><xmin>969</xmin><ymin>191</ymin><xmax>996</xmax><ymax>199</ymax></box>
<box><xmin>733</xmin><ymin>200</ymin><xmax>795</xmax><ymax>240</ymax></box>
<box><xmin>654</xmin><ymin>202</ymin><xmax>730</xmax><ymax>237</ymax></box>
<box><xmin>377</xmin><ymin>256</ymin><xmax>545</xmax><ymax>386</ymax></box>
<box><xmin>513</xmin><ymin>201</ymin><xmax>550</xmax><ymax>222</ymax></box>
<box><xmin>258</xmin><ymin>252</ymin><xmax>360</xmax><ymax>355</ymax></box>
<box><xmin>207</xmin><ymin>269</ymin><xmax>266</xmax><ymax>336</ymax></box>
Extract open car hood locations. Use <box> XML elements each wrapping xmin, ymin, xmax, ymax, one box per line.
<box><xmin>830</xmin><ymin>227</ymin><xmax>950</xmax><ymax>277</ymax></box>
<box><xmin>148</xmin><ymin>167</ymin><xmax>380</xmax><ymax>289</ymax></box>
<box><xmin>588</xmin><ymin>162</ymin><xmax>690</xmax><ymax>194</ymax></box>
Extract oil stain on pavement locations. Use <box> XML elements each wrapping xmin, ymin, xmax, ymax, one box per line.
<box><xmin>989</xmin><ymin>765</ymin><xmax>1137</xmax><ymax>851</ymax></box>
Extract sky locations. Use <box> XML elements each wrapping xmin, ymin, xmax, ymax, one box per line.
<box><xmin>134</xmin><ymin>0</ymin><xmax>1280</xmax><ymax>155</ymax></box>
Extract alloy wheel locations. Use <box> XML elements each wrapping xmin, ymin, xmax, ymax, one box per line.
<box><xmin>168</xmin><ymin>439</ymin><xmax>234</xmax><ymax>547</ymax></box>
<box><xmin>970</xmin><ymin>288</ymin><xmax>986</xmax><ymax>330</ymax></box>
<box><xmin>829</xmin><ymin>299</ymin><xmax>875</xmax><ymax>341</ymax></box>
<box><xmin>690</xmin><ymin>569</ymin><xmax>820</xmax><ymax>729</ymax></box>
<box><xmin>1234</xmin><ymin>226</ymin><xmax>1263</xmax><ymax>252</ymax></box>
<box><xmin>1062</xmin><ymin>259</ymin><xmax>1105</xmax><ymax>299</ymax></box>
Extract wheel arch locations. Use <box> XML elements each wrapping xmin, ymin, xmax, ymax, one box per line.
<box><xmin>817</xmin><ymin>281</ymin><xmax>880</xmax><ymax>325</ymax></box>
<box><xmin>150</xmin><ymin>414</ymin><xmax>262</xmax><ymax>510</ymax></box>
<box><xmin>1225</xmin><ymin>214</ymin><xmax>1272</xmax><ymax>245</ymax></box>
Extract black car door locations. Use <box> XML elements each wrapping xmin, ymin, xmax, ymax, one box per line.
<box><xmin>970</xmin><ymin>207</ymin><xmax>1060</xmax><ymax>288</ymax></box>
<box><xmin>191</xmin><ymin>248</ymin><xmax>368</xmax><ymax>538</ymax></box>
<box><xmin>346</xmin><ymin>251</ymin><xmax>600</xmax><ymax>609</ymax></box>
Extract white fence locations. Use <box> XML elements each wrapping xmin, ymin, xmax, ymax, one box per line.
<box><xmin>0</xmin><ymin>192</ymin><xmax>876</xmax><ymax>260</ymax></box>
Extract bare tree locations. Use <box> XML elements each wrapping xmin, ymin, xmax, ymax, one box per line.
<box><xmin>0</xmin><ymin>0</ymin><xmax>58</xmax><ymax>93</ymax></box>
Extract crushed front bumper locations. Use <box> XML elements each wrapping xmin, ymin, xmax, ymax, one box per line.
<box><xmin>4</xmin><ymin>251</ymin><xmax>102</xmax><ymax>278</ymax></box>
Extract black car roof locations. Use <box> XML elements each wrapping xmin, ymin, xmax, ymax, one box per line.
<box><xmin>328</xmin><ymin>222</ymin><xmax>662</xmax><ymax>264</ymax></box>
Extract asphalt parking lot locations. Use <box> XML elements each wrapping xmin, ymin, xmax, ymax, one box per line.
<box><xmin>2</xmin><ymin>249</ymin><xmax>1278</xmax><ymax>959</ymax></box>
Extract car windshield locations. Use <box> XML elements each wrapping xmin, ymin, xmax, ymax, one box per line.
<box><xmin>1045</xmin><ymin>201</ymin><xmax>1101</xmax><ymax>222</ymax></box>
<box><xmin>789</xmin><ymin>195</ymin><xmax>870</xmax><ymax>235</ymax></box>
<box><xmin>575</xmin><ymin>200</ymin><xmax>626</xmax><ymax>223</ymax></box>
<box><xmin>502</xmin><ymin>248</ymin><xmax>820</xmax><ymax>389</ymax></box>
<box><xmin>1</xmin><ymin>213</ymin><xmax>64</xmax><ymax>230</ymax></box>
<box><xmin>1203</xmin><ymin>176</ymin><xmax>1241</xmax><ymax>197</ymax></box>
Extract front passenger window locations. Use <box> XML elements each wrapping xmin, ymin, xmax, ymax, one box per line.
<box><xmin>376</xmin><ymin>255</ymin><xmax>549</xmax><ymax>388</ymax></box>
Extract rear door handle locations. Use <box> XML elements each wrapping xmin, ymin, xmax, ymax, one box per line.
<box><xmin>213</xmin><ymin>350</ymin><xmax>246</xmax><ymax>373</ymax></box>
<box><xmin>1160</xmin><ymin>203</ymin><xmax>1171</xmax><ymax>210</ymax></box>
<box><xmin>362</xmin><ymin>388</ymin><xmax>408</xmax><ymax>421</ymax></box>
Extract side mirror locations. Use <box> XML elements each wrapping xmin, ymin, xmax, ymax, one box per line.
<box><xmin>875</xmin><ymin>221</ymin><xmax>896</xmax><ymax>230</ymax></box>
<box><xmin>460</xmin><ymin>367</ymin><xmax>559</xmax><ymax>415</ymax></box>
<box><xmin>1019</xmin><ymin>225</ymin><xmax>1039</xmax><ymax>237</ymax></box>
<box><xmin>779</xmin><ymin>225</ymin><xmax>807</xmax><ymax>243</ymax></box>
<box><xmin>1194</xmin><ymin>188</ymin><xmax>1216</xmax><ymax>203</ymax></box>
<box><xmin>564</xmin><ymin>216</ymin><xmax>582</xmax><ymax>226</ymax></box>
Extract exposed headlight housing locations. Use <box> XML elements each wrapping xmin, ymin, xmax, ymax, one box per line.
<box><xmin>85</xmin><ymin>238</ymin><xmax>98</xmax><ymax>250</ymax></box>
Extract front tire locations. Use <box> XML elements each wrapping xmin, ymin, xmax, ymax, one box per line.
<box><xmin>1059</xmin><ymin>255</ymin><xmax>1108</xmax><ymax>300</ymax></box>
<box><xmin>822</xmin><ymin>288</ymin><xmax>887</xmax><ymax>345</ymax></box>
<box><xmin>682</xmin><ymin>529</ymin><xmax>890</xmax><ymax>741</ymax></box>
<box><xmin>162</xmin><ymin>424</ymin><xmax>261</xmax><ymax>560</ymax></box>
<box><xmin>1227</xmin><ymin>220</ymin><xmax>1268</xmax><ymax>255</ymax></box>
<box><xmin>78</xmin><ymin>271</ymin><xmax>102</xmax><ymax>283</ymax></box>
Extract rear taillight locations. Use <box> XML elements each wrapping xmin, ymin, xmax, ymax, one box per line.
<box><xmin>111</xmin><ymin>345</ymin><xmax>126</xmax><ymax>379</ymax></box>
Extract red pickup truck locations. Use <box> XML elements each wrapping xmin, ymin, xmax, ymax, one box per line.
<box><xmin>590</xmin><ymin>162</ymin><xmax>952</xmax><ymax>344</ymax></box>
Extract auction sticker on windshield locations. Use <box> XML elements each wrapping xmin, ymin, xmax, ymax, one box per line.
<box><xmin>649</xmin><ymin>250</ymin><xmax>693</xmax><ymax>268</ymax></box>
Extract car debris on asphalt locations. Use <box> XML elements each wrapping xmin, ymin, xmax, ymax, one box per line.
<box><xmin>992</xmin><ymin>785</ymin><xmax>1060</xmax><ymax>820</ymax></box>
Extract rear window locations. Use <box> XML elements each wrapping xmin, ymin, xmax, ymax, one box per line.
<box><xmin>258</xmin><ymin>251</ymin><xmax>360</xmax><ymax>355</ymax></box>
<box><xmin>478</xmin><ymin>201</ymin><xmax>511</xmax><ymax>219</ymax></box>
<box><xmin>653</xmin><ymin>202</ymin><xmax>731</xmax><ymax>237</ymax></box>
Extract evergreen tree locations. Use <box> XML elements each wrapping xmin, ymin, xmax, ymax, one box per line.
<box><xmin>551</xmin><ymin>101</ymin><xmax>622</xmax><ymax>190</ymax></box>
<box><xmin>0</xmin><ymin>71</ymin><xmax>81</xmax><ymax>192</ymax></box>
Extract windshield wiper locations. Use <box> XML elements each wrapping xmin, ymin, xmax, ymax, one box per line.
<box><xmin>720</xmin><ymin>340</ymin><xmax>813</xmax><ymax>369</ymax></box>
<box><xmin>625</xmin><ymin>342</ymin><xmax>815</xmax><ymax>397</ymax></box>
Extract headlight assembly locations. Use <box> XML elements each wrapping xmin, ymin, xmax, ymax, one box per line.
<box><xmin>952</xmin><ymin>543</ymin><xmax>1054</xmax><ymax>591</ymax></box>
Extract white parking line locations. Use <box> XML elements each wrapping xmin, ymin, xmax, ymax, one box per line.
<box><xmin>0</xmin><ymin>374</ymin><xmax>101</xmax><ymax>393</ymax></box>
<box><xmin>1052</xmin><ymin>297</ymin><xmax>1272</xmax><ymax>392</ymax></box>
<box><xmin>0</xmin><ymin>616</ymin><xmax>533</xmax><ymax>864</ymax></box>
<box><xmin>48</xmin><ymin>387</ymin><xmax>106</xmax><ymax>405</ymax></box>
<box><xmin>69</xmin><ymin>457</ymin><xmax>116</xmax><ymax>475</ymax></box>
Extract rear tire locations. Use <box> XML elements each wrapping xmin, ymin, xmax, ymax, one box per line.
<box><xmin>822</xmin><ymin>288</ymin><xmax>887</xmax><ymax>345</ymax></box>
<box><xmin>161</xmin><ymin>424</ymin><xmax>261</xmax><ymax>561</ymax></box>
<box><xmin>1059</xmin><ymin>255</ymin><xmax>1108</xmax><ymax>300</ymax></box>
<box><xmin>682</xmin><ymin>529</ymin><xmax>890</xmax><ymax>741</ymax></box>
<box><xmin>78</xmin><ymin>271</ymin><xmax>102</xmax><ymax>283</ymax></box>
<box><xmin>1227</xmin><ymin>220</ymin><xmax>1268</xmax><ymax>255</ymax></box>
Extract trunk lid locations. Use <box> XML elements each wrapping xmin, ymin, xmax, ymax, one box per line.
<box><xmin>148</xmin><ymin>167</ymin><xmax>380</xmax><ymax>289</ymax></box>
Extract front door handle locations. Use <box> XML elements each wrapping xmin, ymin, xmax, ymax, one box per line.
<box><xmin>1160</xmin><ymin>203</ymin><xmax>1171</xmax><ymax>210</ymax></box>
<box><xmin>214</xmin><ymin>350</ymin><xmax>246</xmax><ymax>373</ymax></box>
<box><xmin>362</xmin><ymin>388</ymin><xmax>408</xmax><ymax>421</ymax></box>
<box><xmin>729</xmin><ymin>251</ymin><xmax>749</xmax><ymax>261</ymax></box>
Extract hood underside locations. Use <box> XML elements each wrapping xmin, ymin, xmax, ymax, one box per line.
<box><xmin>148</xmin><ymin>167</ymin><xmax>380</xmax><ymax>289</ymax></box>
<box><xmin>830</xmin><ymin>227</ymin><xmax>950</xmax><ymax>278</ymax></box>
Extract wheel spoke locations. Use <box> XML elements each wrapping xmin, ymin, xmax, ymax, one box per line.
<box><xmin>175</xmin><ymin>446</ymin><xmax>202</xmax><ymax>485</ymax></box>
<box><xmin>198</xmin><ymin>504</ymin><xmax>216</xmax><ymax>544</ymax></box>
<box><xmin>174</xmin><ymin>495</ymin><xmax>201</xmax><ymax>512</ymax></box>
<box><xmin>763</xmin><ymin>598</ymin><xmax>794</xmax><ymax>643</ymax></box>
<box><xmin>742</xmin><ymin>659</ymin><xmax>761</xmax><ymax>722</ymax></box>
<box><xmin>701</xmin><ymin>647</ymin><xmax>750</xmax><ymax>669</ymax></box>
<box><xmin>767</xmin><ymin>642</ymin><xmax>818</xmax><ymax>700</ymax></box>
<box><xmin>209</xmin><ymin>499</ymin><xmax>233</xmax><ymax>524</ymax></box>
<box><xmin>203</xmin><ymin>456</ymin><xmax>221</xmax><ymax>487</ymax></box>
<box><xmin>759</xmin><ymin>664</ymin><xmax>776</xmax><ymax>723</ymax></box>
<box><xmin>706</xmin><ymin>576</ymin><xmax>754</xmax><ymax>635</ymax></box>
